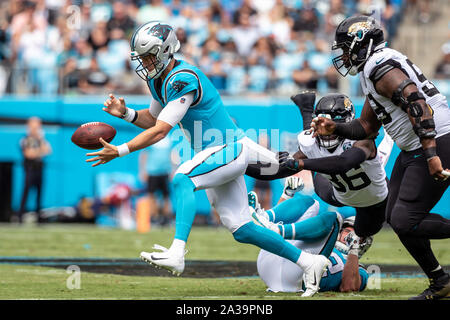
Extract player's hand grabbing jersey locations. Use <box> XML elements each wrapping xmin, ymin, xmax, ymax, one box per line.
<box><xmin>297</xmin><ymin>130</ymin><xmax>387</xmax><ymax>207</ymax></box>
<box><xmin>360</xmin><ymin>48</ymin><xmax>450</xmax><ymax>151</ymax></box>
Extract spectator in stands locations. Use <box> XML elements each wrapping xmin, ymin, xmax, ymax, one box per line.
<box><xmin>136</xmin><ymin>0</ymin><xmax>170</xmax><ymax>25</ymax></box>
<box><xmin>16</xmin><ymin>117</ymin><xmax>52</xmax><ymax>223</ymax></box>
<box><xmin>87</xmin><ymin>21</ymin><xmax>109</xmax><ymax>52</ymax></box>
<box><xmin>107</xmin><ymin>1</ymin><xmax>135</xmax><ymax>37</ymax></box>
<box><xmin>78</xmin><ymin>57</ymin><xmax>111</xmax><ymax>95</ymax></box>
<box><xmin>231</xmin><ymin>11</ymin><xmax>261</xmax><ymax>57</ymax></box>
<box><xmin>0</xmin><ymin>0</ymin><xmax>408</xmax><ymax>96</ymax></box>
<box><xmin>292</xmin><ymin>60</ymin><xmax>319</xmax><ymax>90</ymax></box>
<box><xmin>434</xmin><ymin>43</ymin><xmax>450</xmax><ymax>79</ymax></box>
<box><xmin>138</xmin><ymin>135</ymin><xmax>174</xmax><ymax>227</ymax></box>
<box><xmin>293</xmin><ymin>5</ymin><xmax>320</xmax><ymax>34</ymax></box>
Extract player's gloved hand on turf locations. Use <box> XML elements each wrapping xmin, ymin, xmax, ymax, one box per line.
<box><xmin>86</xmin><ymin>137</ymin><xmax>119</xmax><ymax>167</ymax></box>
<box><xmin>283</xmin><ymin>176</ymin><xmax>305</xmax><ymax>199</ymax></box>
<box><xmin>103</xmin><ymin>93</ymin><xmax>126</xmax><ymax>118</ymax></box>
<box><xmin>311</xmin><ymin>116</ymin><xmax>336</xmax><ymax>138</ymax></box>
<box><xmin>427</xmin><ymin>156</ymin><xmax>450</xmax><ymax>181</ymax></box>
<box><xmin>277</xmin><ymin>151</ymin><xmax>302</xmax><ymax>172</ymax></box>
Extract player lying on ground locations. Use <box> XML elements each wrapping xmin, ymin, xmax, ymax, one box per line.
<box><xmin>249</xmin><ymin>177</ymin><xmax>372</xmax><ymax>293</ymax></box>
<box><xmin>86</xmin><ymin>21</ymin><xmax>330</xmax><ymax>297</ymax></box>
<box><xmin>277</xmin><ymin>93</ymin><xmax>393</xmax><ymax>259</ymax></box>
<box><xmin>312</xmin><ymin>15</ymin><xmax>450</xmax><ymax>300</ymax></box>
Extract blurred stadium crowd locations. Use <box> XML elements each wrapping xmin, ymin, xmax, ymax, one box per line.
<box><xmin>1</xmin><ymin>0</ymin><xmax>444</xmax><ymax>97</ymax></box>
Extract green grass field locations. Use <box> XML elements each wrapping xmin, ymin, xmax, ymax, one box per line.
<box><xmin>1</xmin><ymin>223</ymin><xmax>449</xmax><ymax>300</ymax></box>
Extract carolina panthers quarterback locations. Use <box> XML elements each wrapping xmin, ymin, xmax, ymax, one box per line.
<box><xmin>85</xmin><ymin>21</ymin><xmax>331</xmax><ymax>297</ymax></box>
<box><xmin>311</xmin><ymin>15</ymin><xmax>450</xmax><ymax>300</ymax></box>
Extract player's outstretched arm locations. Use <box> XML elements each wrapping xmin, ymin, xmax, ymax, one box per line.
<box><xmin>280</xmin><ymin>140</ymin><xmax>374</xmax><ymax>176</ymax></box>
<box><xmin>86</xmin><ymin>93</ymin><xmax>194</xmax><ymax>167</ymax></box>
<box><xmin>103</xmin><ymin>93</ymin><xmax>157</xmax><ymax>129</ymax></box>
<box><xmin>86</xmin><ymin>120</ymin><xmax>172</xmax><ymax>167</ymax></box>
<box><xmin>375</xmin><ymin>68</ymin><xmax>449</xmax><ymax>181</ymax></box>
<box><xmin>310</xmin><ymin>98</ymin><xmax>381</xmax><ymax>141</ymax></box>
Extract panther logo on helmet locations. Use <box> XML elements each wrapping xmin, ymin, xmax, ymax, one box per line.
<box><xmin>130</xmin><ymin>21</ymin><xmax>181</xmax><ymax>80</ymax></box>
<box><xmin>149</xmin><ymin>23</ymin><xmax>172</xmax><ymax>41</ymax></box>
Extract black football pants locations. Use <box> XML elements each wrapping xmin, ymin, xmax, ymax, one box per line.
<box><xmin>313</xmin><ymin>173</ymin><xmax>386</xmax><ymax>238</ymax></box>
<box><xmin>386</xmin><ymin>132</ymin><xmax>450</xmax><ymax>277</ymax></box>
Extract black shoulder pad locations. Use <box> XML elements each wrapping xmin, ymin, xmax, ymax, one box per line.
<box><xmin>369</xmin><ymin>59</ymin><xmax>403</xmax><ymax>84</ymax></box>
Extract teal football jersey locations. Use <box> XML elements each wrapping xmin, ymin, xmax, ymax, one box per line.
<box><xmin>148</xmin><ymin>60</ymin><xmax>245</xmax><ymax>152</ymax></box>
<box><xmin>319</xmin><ymin>249</ymin><xmax>369</xmax><ymax>292</ymax></box>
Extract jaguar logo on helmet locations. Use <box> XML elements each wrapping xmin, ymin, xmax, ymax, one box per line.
<box><xmin>332</xmin><ymin>16</ymin><xmax>385</xmax><ymax>77</ymax></box>
<box><xmin>314</xmin><ymin>93</ymin><xmax>355</xmax><ymax>150</ymax></box>
<box><xmin>347</xmin><ymin>21</ymin><xmax>372</xmax><ymax>39</ymax></box>
<box><xmin>344</xmin><ymin>97</ymin><xmax>353</xmax><ymax>111</ymax></box>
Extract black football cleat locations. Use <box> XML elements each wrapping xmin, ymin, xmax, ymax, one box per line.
<box><xmin>409</xmin><ymin>273</ymin><xmax>450</xmax><ymax>300</ymax></box>
<box><xmin>290</xmin><ymin>91</ymin><xmax>316</xmax><ymax>130</ymax></box>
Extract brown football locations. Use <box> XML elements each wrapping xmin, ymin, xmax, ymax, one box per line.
<box><xmin>71</xmin><ymin>122</ymin><xmax>116</xmax><ymax>150</ymax></box>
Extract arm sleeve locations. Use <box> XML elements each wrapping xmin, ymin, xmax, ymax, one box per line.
<box><xmin>148</xmin><ymin>99</ymin><xmax>163</xmax><ymax>118</ymax></box>
<box><xmin>245</xmin><ymin>162</ymin><xmax>295</xmax><ymax>181</ymax></box>
<box><xmin>334</xmin><ymin>119</ymin><xmax>368</xmax><ymax>140</ymax></box>
<box><xmin>302</xmin><ymin>147</ymin><xmax>367</xmax><ymax>174</ymax></box>
<box><xmin>157</xmin><ymin>91</ymin><xmax>195</xmax><ymax>127</ymax></box>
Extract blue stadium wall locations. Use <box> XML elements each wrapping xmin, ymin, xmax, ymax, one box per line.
<box><xmin>0</xmin><ymin>95</ymin><xmax>449</xmax><ymax>218</ymax></box>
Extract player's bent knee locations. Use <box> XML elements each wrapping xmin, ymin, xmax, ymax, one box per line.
<box><xmin>232</xmin><ymin>222</ymin><xmax>254</xmax><ymax>244</ymax></box>
<box><xmin>388</xmin><ymin>206</ymin><xmax>414</xmax><ymax>236</ymax></box>
<box><xmin>172</xmin><ymin>173</ymin><xmax>195</xmax><ymax>192</ymax></box>
<box><xmin>354</xmin><ymin>219</ymin><xmax>383</xmax><ymax>237</ymax></box>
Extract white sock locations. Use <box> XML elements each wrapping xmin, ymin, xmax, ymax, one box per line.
<box><xmin>170</xmin><ymin>239</ymin><xmax>186</xmax><ymax>255</ymax></box>
<box><xmin>297</xmin><ymin>251</ymin><xmax>314</xmax><ymax>270</ymax></box>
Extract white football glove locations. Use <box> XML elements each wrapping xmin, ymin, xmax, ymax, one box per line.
<box><xmin>282</xmin><ymin>176</ymin><xmax>304</xmax><ymax>199</ymax></box>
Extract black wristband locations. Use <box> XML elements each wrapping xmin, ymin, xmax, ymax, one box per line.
<box><xmin>334</xmin><ymin>120</ymin><xmax>367</xmax><ymax>140</ymax></box>
<box><xmin>131</xmin><ymin>111</ymin><xmax>138</xmax><ymax>123</ymax></box>
<box><xmin>423</xmin><ymin>147</ymin><xmax>437</xmax><ymax>161</ymax></box>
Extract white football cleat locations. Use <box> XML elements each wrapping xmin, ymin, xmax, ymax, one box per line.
<box><xmin>140</xmin><ymin>244</ymin><xmax>186</xmax><ymax>276</ymax></box>
<box><xmin>250</xmin><ymin>207</ymin><xmax>280</xmax><ymax>234</ymax></box>
<box><xmin>301</xmin><ymin>255</ymin><xmax>331</xmax><ymax>297</ymax></box>
<box><xmin>248</xmin><ymin>191</ymin><xmax>261</xmax><ymax>211</ymax></box>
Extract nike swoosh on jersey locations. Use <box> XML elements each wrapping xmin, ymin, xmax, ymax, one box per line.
<box><xmin>150</xmin><ymin>255</ymin><xmax>168</xmax><ymax>261</ymax></box>
<box><xmin>375</xmin><ymin>58</ymin><xmax>385</xmax><ymax>65</ymax></box>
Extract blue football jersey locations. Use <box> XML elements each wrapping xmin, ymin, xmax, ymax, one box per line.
<box><xmin>147</xmin><ymin>60</ymin><xmax>245</xmax><ymax>152</ymax></box>
<box><xmin>319</xmin><ymin>249</ymin><xmax>369</xmax><ymax>292</ymax></box>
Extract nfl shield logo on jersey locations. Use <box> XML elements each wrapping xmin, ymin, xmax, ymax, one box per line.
<box><xmin>343</xmin><ymin>142</ymin><xmax>352</xmax><ymax>151</ymax></box>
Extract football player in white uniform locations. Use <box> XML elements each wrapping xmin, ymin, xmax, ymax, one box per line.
<box><xmin>277</xmin><ymin>93</ymin><xmax>391</xmax><ymax>291</ymax></box>
<box><xmin>311</xmin><ymin>15</ymin><xmax>450</xmax><ymax>300</ymax></box>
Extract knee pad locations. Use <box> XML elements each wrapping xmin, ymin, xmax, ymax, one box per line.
<box><xmin>172</xmin><ymin>173</ymin><xmax>195</xmax><ymax>192</ymax></box>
